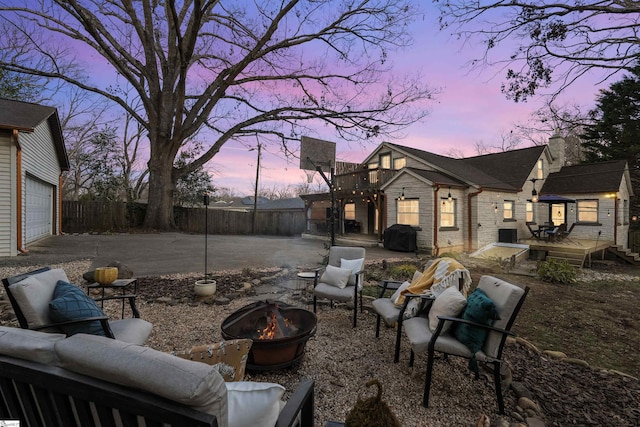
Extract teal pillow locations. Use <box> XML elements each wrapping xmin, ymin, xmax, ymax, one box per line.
<box><xmin>49</xmin><ymin>281</ymin><xmax>107</xmax><ymax>337</ymax></box>
<box><xmin>455</xmin><ymin>288</ymin><xmax>499</xmax><ymax>371</ymax></box>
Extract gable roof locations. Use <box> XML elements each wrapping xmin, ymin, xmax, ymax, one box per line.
<box><xmin>383</xmin><ymin>142</ymin><xmax>545</xmax><ymax>192</ymax></box>
<box><xmin>542</xmin><ymin>160</ymin><xmax>629</xmax><ymax>195</ymax></box>
<box><xmin>0</xmin><ymin>98</ymin><xmax>69</xmax><ymax>170</ymax></box>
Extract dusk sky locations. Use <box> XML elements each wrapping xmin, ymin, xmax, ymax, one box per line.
<box><xmin>209</xmin><ymin>5</ymin><xmax>612</xmax><ymax>196</ymax></box>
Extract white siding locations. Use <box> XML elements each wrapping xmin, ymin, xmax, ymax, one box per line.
<box><xmin>20</xmin><ymin>122</ymin><xmax>61</xmax><ymax>245</ymax></box>
<box><xmin>0</xmin><ymin>132</ymin><xmax>16</xmax><ymax>256</ymax></box>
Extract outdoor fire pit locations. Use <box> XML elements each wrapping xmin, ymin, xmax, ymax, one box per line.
<box><xmin>220</xmin><ymin>300</ymin><xmax>317</xmax><ymax>371</ymax></box>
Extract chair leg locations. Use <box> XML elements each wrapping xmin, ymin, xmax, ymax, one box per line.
<box><xmin>352</xmin><ymin>297</ymin><xmax>357</xmax><ymax>328</ymax></box>
<box><xmin>393</xmin><ymin>321</ymin><xmax>403</xmax><ymax>363</ymax></box>
<box><xmin>423</xmin><ymin>347</ymin><xmax>436</xmax><ymax>408</ymax></box>
<box><xmin>493</xmin><ymin>361</ymin><xmax>505</xmax><ymax>414</ymax></box>
<box><xmin>409</xmin><ymin>349</ymin><xmax>415</xmax><ymax>367</ymax></box>
<box><xmin>375</xmin><ymin>314</ymin><xmax>381</xmax><ymax>338</ymax></box>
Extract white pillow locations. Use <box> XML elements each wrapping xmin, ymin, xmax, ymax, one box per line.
<box><xmin>226</xmin><ymin>381</ymin><xmax>285</xmax><ymax>427</ymax></box>
<box><xmin>340</xmin><ymin>258</ymin><xmax>365</xmax><ymax>285</ymax></box>
<box><xmin>9</xmin><ymin>268</ymin><xmax>69</xmax><ymax>328</ymax></box>
<box><xmin>428</xmin><ymin>287</ymin><xmax>467</xmax><ymax>333</ymax></box>
<box><xmin>320</xmin><ymin>265</ymin><xmax>352</xmax><ymax>289</ymax></box>
<box><xmin>390</xmin><ymin>280</ymin><xmax>411</xmax><ymax>305</ymax></box>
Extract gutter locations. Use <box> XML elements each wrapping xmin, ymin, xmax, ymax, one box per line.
<box><xmin>467</xmin><ymin>187</ymin><xmax>483</xmax><ymax>252</ymax></box>
<box><xmin>433</xmin><ymin>184</ymin><xmax>440</xmax><ymax>256</ymax></box>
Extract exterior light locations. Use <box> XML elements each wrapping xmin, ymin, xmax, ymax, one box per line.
<box><xmin>447</xmin><ymin>187</ymin><xmax>452</xmax><ymax>202</ymax></box>
<box><xmin>530</xmin><ymin>178</ymin><xmax>539</xmax><ymax>203</ymax></box>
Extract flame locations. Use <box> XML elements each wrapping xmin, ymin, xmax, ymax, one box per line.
<box><xmin>258</xmin><ymin>312</ymin><xmax>290</xmax><ymax>340</ymax></box>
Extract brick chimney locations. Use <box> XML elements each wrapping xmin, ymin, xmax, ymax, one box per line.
<box><xmin>547</xmin><ymin>129</ymin><xmax>565</xmax><ymax>173</ymax></box>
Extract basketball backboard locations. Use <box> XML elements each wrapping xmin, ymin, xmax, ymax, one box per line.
<box><xmin>299</xmin><ymin>136</ymin><xmax>336</xmax><ymax>173</ymax></box>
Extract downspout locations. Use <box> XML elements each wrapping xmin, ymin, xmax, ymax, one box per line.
<box><xmin>467</xmin><ymin>188</ymin><xmax>484</xmax><ymax>252</ymax></box>
<box><xmin>614</xmin><ymin>194</ymin><xmax>618</xmax><ymax>245</ymax></box>
<box><xmin>14</xmin><ymin>129</ymin><xmax>28</xmax><ymax>254</ymax></box>
<box><xmin>433</xmin><ymin>185</ymin><xmax>440</xmax><ymax>256</ymax></box>
<box><xmin>58</xmin><ymin>174</ymin><xmax>65</xmax><ymax>235</ymax></box>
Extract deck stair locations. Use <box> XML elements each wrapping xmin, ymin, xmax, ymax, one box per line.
<box><xmin>546</xmin><ymin>246</ymin><xmax>588</xmax><ymax>268</ymax></box>
<box><xmin>607</xmin><ymin>245</ymin><xmax>640</xmax><ymax>266</ymax></box>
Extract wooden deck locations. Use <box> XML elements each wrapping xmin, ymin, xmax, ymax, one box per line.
<box><xmin>519</xmin><ymin>238</ymin><xmax>612</xmax><ymax>267</ymax></box>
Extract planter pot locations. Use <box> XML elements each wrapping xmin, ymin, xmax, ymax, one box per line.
<box><xmin>94</xmin><ymin>267</ymin><xmax>118</xmax><ymax>286</ymax></box>
<box><xmin>194</xmin><ymin>279</ymin><xmax>217</xmax><ymax>297</ymax></box>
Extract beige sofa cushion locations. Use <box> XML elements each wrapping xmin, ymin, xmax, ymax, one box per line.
<box><xmin>0</xmin><ymin>326</ymin><xmax>65</xmax><ymax>365</ymax></box>
<box><xmin>9</xmin><ymin>268</ymin><xmax>69</xmax><ymax>328</ymax></box>
<box><xmin>55</xmin><ymin>334</ymin><xmax>229</xmax><ymax>427</ymax></box>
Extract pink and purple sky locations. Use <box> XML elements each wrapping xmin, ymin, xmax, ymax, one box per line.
<box><xmin>208</xmin><ymin>9</ymin><xmax>611</xmax><ymax>196</ymax></box>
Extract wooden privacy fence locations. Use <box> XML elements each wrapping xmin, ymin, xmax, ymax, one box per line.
<box><xmin>62</xmin><ymin>201</ymin><xmax>306</xmax><ymax>236</ymax></box>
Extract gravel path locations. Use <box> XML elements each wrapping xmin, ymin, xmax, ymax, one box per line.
<box><xmin>2</xmin><ymin>260</ymin><xmax>639</xmax><ymax>427</ymax></box>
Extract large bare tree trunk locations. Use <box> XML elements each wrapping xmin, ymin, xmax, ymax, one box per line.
<box><xmin>144</xmin><ymin>151</ymin><xmax>177</xmax><ymax>230</ymax></box>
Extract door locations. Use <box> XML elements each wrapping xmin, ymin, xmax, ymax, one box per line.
<box><xmin>551</xmin><ymin>203</ymin><xmax>565</xmax><ymax>226</ymax></box>
<box><xmin>25</xmin><ymin>175</ymin><xmax>52</xmax><ymax>243</ymax></box>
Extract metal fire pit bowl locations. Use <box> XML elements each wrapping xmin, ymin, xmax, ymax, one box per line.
<box><xmin>220</xmin><ymin>300</ymin><xmax>317</xmax><ymax>371</ymax></box>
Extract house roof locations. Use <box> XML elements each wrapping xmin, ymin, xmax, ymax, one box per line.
<box><xmin>542</xmin><ymin>160</ymin><xmax>629</xmax><ymax>195</ymax></box>
<box><xmin>385</xmin><ymin>142</ymin><xmax>546</xmax><ymax>191</ymax></box>
<box><xmin>0</xmin><ymin>98</ymin><xmax>69</xmax><ymax>170</ymax></box>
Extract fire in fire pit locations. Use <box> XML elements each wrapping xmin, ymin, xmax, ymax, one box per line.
<box><xmin>221</xmin><ymin>300</ymin><xmax>317</xmax><ymax>371</ymax></box>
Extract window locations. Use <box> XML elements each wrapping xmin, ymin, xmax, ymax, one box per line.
<box><xmin>393</xmin><ymin>157</ymin><xmax>406</xmax><ymax>170</ymax></box>
<box><xmin>440</xmin><ymin>199</ymin><xmax>455</xmax><ymax>227</ymax></box>
<box><xmin>503</xmin><ymin>201</ymin><xmax>514</xmax><ymax>220</ymax></box>
<box><xmin>577</xmin><ymin>200</ymin><xmax>598</xmax><ymax>223</ymax></box>
<box><xmin>397</xmin><ymin>199</ymin><xmax>419</xmax><ymax>226</ymax></box>
<box><xmin>537</xmin><ymin>159</ymin><xmax>544</xmax><ymax>179</ymax></box>
<box><xmin>344</xmin><ymin>203</ymin><xmax>355</xmax><ymax>220</ymax></box>
<box><xmin>368</xmin><ymin>162</ymin><xmax>379</xmax><ymax>184</ymax></box>
<box><xmin>380</xmin><ymin>153</ymin><xmax>391</xmax><ymax>169</ymax></box>
<box><xmin>526</xmin><ymin>202</ymin><xmax>534</xmax><ymax>223</ymax></box>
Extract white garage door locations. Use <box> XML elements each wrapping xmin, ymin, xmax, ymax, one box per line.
<box><xmin>25</xmin><ymin>175</ymin><xmax>53</xmax><ymax>244</ymax></box>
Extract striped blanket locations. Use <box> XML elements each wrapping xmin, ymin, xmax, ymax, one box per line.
<box><xmin>395</xmin><ymin>257</ymin><xmax>471</xmax><ymax>306</ymax></box>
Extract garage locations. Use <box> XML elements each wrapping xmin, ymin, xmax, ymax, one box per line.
<box><xmin>25</xmin><ymin>175</ymin><xmax>53</xmax><ymax>243</ymax></box>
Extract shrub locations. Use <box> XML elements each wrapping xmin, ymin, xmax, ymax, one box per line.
<box><xmin>387</xmin><ymin>263</ymin><xmax>417</xmax><ymax>280</ymax></box>
<box><xmin>537</xmin><ymin>259</ymin><xmax>577</xmax><ymax>284</ymax></box>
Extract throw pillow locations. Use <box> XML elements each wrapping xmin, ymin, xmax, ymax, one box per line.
<box><xmin>48</xmin><ymin>280</ymin><xmax>107</xmax><ymax>337</ymax></box>
<box><xmin>320</xmin><ymin>265</ymin><xmax>353</xmax><ymax>289</ymax></box>
<box><xmin>455</xmin><ymin>288</ymin><xmax>500</xmax><ymax>367</ymax></box>
<box><xmin>340</xmin><ymin>258</ymin><xmax>365</xmax><ymax>286</ymax></box>
<box><xmin>428</xmin><ymin>287</ymin><xmax>467</xmax><ymax>333</ymax></box>
<box><xmin>226</xmin><ymin>381</ymin><xmax>285</xmax><ymax>427</ymax></box>
<box><xmin>390</xmin><ymin>281</ymin><xmax>411</xmax><ymax>305</ymax></box>
<box><xmin>171</xmin><ymin>339</ymin><xmax>253</xmax><ymax>382</ymax></box>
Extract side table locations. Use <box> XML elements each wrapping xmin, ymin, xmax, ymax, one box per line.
<box><xmin>296</xmin><ymin>271</ymin><xmax>317</xmax><ymax>306</ymax></box>
<box><xmin>87</xmin><ymin>278</ymin><xmax>138</xmax><ymax>319</ymax></box>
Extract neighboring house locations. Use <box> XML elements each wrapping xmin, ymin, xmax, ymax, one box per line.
<box><xmin>0</xmin><ymin>98</ymin><xmax>69</xmax><ymax>257</ymax></box>
<box><xmin>300</xmin><ymin>132</ymin><xmax>634</xmax><ymax>255</ymax></box>
<box><xmin>209</xmin><ymin>196</ymin><xmax>305</xmax><ymax>211</ymax></box>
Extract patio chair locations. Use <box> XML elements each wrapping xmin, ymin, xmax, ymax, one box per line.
<box><xmin>559</xmin><ymin>223</ymin><xmax>576</xmax><ymax>241</ymax></box>
<box><xmin>312</xmin><ymin>246</ymin><xmax>365</xmax><ymax>327</ymax></box>
<box><xmin>372</xmin><ymin>258</ymin><xmax>470</xmax><ymax>363</ymax></box>
<box><xmin>545</xmin><ymin>223</ymin><xmax>566</xmax><ymax>242</ymax></box>
<box><xmin>2</xmin><ymin>267</ymin><xmax>152</xmax><ymax>345</ymax></box>
<box><xmin>402</xmin><ymin>275</ymin><xmax>529</xmax><ymax>414</ymax></box>
<box><xmin>526</xmin><ymin>223</ymin><xmax>543</xmax><ymax>240</ymax></box>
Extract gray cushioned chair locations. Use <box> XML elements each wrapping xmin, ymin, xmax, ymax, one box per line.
<box><xmin>403</xmin><ymin>275</ymin><xmax>529</xmax><ymax>414</ymax></box>
<box><xmin>2</xmin><ymin>267</ymin><xmax>152</xmax><ymax>345</ymax></box>
<box><xmin>312</xmin><ymin>246</ymin><xmax>366</xmax><ymax>327</ymax></box>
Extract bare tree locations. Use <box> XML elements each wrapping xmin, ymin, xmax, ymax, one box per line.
<box><xmin>0</xmin><ymin>1</ymin><xmax>434</xmax><ymax>229</ymax></box>
<box><xmin>436</xmin><ymin>1</ymin><xmax>640</xmax><ymax>102</ymax></box>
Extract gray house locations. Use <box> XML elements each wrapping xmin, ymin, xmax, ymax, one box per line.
<box><xmin>0</xmin><ymin>99</ymin><xmax>69</xmax><ymax>256</ymax></box>
<box><xmin>301</xmin><ymin>132</ymin><xmax>634</xmax><ymax>260</ymax></box>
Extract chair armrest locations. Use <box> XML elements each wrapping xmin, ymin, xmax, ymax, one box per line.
<box><xmin>275</xmin><ymin>378</ymin><xmax>314</xmax><ymax>427</ymax></box>
<box><xmin>435</xmin><ymin>316</ymin><xmax>515</xmax><ymax>336</ymax></box>
<box><xmin>377</xmin><ymin>280</ymin><xmax>403</xmax><ymax>297</ymax></box>
<box><xmin>31</xmin><ymin>316</ymin><xmax>115</xmax><ymax>338</ymax></box>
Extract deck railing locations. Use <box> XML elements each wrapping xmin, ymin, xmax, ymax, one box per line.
<box><xmin>334</xmin><ymin>168</ymin><xmax>397</xmax><ymax>192</ymax></box>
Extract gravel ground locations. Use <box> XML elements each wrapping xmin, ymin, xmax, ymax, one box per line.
<box><xmin>2</xmin><ymin>260</ymin><xmax>639</xmax><ymax>427</ymax></box>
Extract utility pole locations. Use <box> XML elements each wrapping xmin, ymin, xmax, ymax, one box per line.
<box><xmin>251</xmin><ymin>143</ymin><xmax>262</xmax><ymax>234</ymax></box>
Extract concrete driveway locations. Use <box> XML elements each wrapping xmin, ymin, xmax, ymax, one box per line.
<box><xmin>1</xmin><ymin>233</ymin><xmax>419</xmax><ymax>276</ymax></box>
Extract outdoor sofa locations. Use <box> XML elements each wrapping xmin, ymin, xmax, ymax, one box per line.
<box><xmin>0</xmin><ymin>326</ymin><xmax>314</xmax><ymax>427</ymax></box>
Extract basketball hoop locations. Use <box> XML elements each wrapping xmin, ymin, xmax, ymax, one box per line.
<box><xmin>304</xmin><ymin>169</ymin><xmax>317</xmax><ymax>183</ymax></box>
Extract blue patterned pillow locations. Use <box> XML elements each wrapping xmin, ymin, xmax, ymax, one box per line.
<box><xmin>49</xmin><ymin>281</ymin><xmax>107</xmax><ymax>336</ymax></box>
<box><xmin>455</xmin><ymin>288</ymin><xmax>500</xmax><ymax>372</ymax></box>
